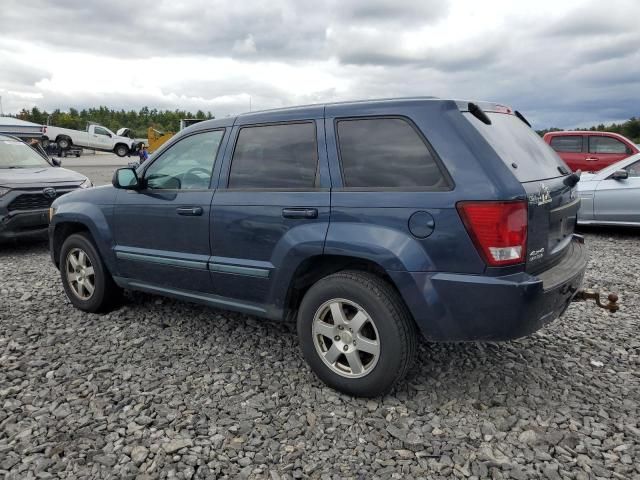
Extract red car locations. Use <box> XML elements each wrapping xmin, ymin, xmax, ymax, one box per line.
<box><xmin>543</xmin><ymin>131</ymin><xmax>639</xmax><ymax>172</ymax></box>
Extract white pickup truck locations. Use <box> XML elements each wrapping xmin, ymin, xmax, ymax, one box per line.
<box><xmin>43</xmin><ymin>124</ymin><xmax>138</xmax><ymax>157</ymax></box>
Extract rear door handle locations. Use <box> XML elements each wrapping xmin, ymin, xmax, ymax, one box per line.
<box><xmin>282</xmin><ymin>208</ymin><xmax>318</xmax><ymax>219</ymax></box>
<box><xmin>176</xmin><ymin>206</ymin><xmax>203</xmax><ymax>216</ymax></box>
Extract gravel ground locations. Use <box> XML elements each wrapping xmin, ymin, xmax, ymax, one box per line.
<box><xmin>1</xmin><ymin>231</ymin><xmax>639</xmax><ymax>479</ymax></box>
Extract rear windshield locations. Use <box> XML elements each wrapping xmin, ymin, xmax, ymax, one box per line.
<box><xmin>464</xmin><ymin>112</ymin><xmax>566</xmax><ymax>183</ymax></box>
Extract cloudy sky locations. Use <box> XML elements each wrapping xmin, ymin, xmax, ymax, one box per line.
<box><xmin>1</xmin><ymin>0</ymin><xmax>639</xmax><ymax>128</ymax></box>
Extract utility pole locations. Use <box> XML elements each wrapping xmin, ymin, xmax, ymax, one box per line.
<box><xmin>249</xmin><ymin>95</ymin><xmax>252</xmax><ymax>112</ymax></box>
<box><xmin>0</xmin><ymin>96</ymin><xmax>4</xmax><ymax>116</ymax></box>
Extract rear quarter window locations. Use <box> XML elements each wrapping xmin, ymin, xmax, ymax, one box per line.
<box><xmin>465</xmin><ymin>112</ymin><xmax>566</xmax><ymax>183</ymax></box>
<box><xmin>336</xmin><ymin>117</ymin><xmax>449</xmax><ymax>189</ymax></box>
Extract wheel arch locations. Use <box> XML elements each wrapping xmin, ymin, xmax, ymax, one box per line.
<box><xmin>280</xmin><ymin>254</ymin><xmax>406</xmax><ymax>321</ymax></box>
<box><xmin>50</xmin><ymin>205</ymin><xmax>117</xmax><ymax>274</ymax></box>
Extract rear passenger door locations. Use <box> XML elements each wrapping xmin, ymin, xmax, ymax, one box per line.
<box><xmin>323</xmin><ymin>111</ymin><xmax>482</xmax><ymax>276</ymax></box>
<box><xmin>588</xmin><ymin>135</ymin><xmax>632</xmax><ymax>170</ymax></box>
<box><xmin>210</xmin><ymin>117</ymin><xmax>331</xmax><ymax>314</ymax></box>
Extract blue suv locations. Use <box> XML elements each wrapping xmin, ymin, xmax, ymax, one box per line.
<box><xmin>49</xmin><ymin>98</ymin><xmax>587</xmax><ymax>397</ymax></box>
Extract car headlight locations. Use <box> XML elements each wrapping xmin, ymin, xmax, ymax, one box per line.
<box><xmin>79</xmin><ymin>178</ymin><xmax>93</xmax><ymax>189</ymax></box>
<box><xmin>0</xmin><ymin>186</ymin><xmax>11</xmax><ymax>198</ymax></box>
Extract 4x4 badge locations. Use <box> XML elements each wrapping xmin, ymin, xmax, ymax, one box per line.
<box><xmin>529</xmin><ymin>183</ymin><xmax>552</xmax><ymax>206</ymax></box>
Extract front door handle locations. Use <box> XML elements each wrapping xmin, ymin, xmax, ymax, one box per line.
<box><xmin>282</xmin><ymin>208</ymin><xmax>318</xmax><ymax>219</ymax></box>
<box><xmin>176</xmin><ymin>206</ymin><xmax>203</xmax><ymax>216</ymax></box>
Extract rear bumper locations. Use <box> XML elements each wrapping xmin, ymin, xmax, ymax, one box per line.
<box><xmin>391</xmin><ymin>238</ymin><xmax>588</xmax><ymax>341</ymax></box>
<box><xmin>0</xmin><ymin>209</ymin><xmax>50</xmax><ymax>240</ymax></box>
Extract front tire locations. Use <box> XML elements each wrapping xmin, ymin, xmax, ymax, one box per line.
<box><xmin>297</xmin><ymin>271</ymin><xmax>417</xmax><ymax>397</ymax></box>
<box><xmin>59</xmin><ymin>233</ymin><xmax>122</xmax><ymax>312</ymax></box>
<box><xmin>114</xmin><ymin>144</ymin><xmax>129</xmax><ymax>157</ymax></box>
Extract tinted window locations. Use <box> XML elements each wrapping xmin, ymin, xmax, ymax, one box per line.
<box><xmin>465</xmin><ymin>112</ymin><xmax>566</xmax><ymax>182</ymax></box>
<box><xmin>145</xmin><ymin>130</ymin><xmax>224</xmax><ymax>190</ymax></box>
<box><xmin>589</xmin><ymin>136</ymin><xmax>627</xmax><ymax>154</ymax></box>
<box><xmin>94</xmin><ymin>127</ymin><xmax>110</xmax><ymax>136</ymax></box>
<box><xmin>337</xmin><ymin>118</ymin><xmax>447</xmax><ymax>188</ymax></box>
<box><xmin>550</xmin><ymin>135</ymin><xmax>582</xmax><ymax>153</ymax></box>
<box><xmin>229</xmin><ymin>123</ymin><xmax>318</xmax><ymax>188</ymax></box>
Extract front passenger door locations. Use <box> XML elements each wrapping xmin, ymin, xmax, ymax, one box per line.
<box><xmin>594</xmin><ymin>160</ymin><xmax>640</xmax><ymax>224</ymax></box>
<box><xmin>113</xmin><ymin>129</ymin><xmax>226</xmax><ymax>292</ymax></box>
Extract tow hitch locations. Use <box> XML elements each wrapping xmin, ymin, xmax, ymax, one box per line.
<box><xmin>573</xmin><ymin>289</ymin><xmax>619</xmax><ymax>313</ymax></box>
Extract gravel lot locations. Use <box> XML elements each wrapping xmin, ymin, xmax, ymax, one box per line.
<box><xmin>1</xmin><ymin>228</ymin><xmax>639</xmax><ymax>477</ymax></box>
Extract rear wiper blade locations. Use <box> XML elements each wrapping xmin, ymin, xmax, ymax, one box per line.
<box><xmin>515</xmin><ymin>110</ymin><xmax>531</xmax><ymax>127</ymax></box>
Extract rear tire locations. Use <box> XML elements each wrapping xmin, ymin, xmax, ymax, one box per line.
<box><xmin>114</xmin><ymin>144</ymin><xmax>129</xmax><ymax>157</ymax></box>
<box><xmin>57</xmin><ymin>137</ymin><xmax>70</xmax><ymax>150</ymax></box>
<box><xmin>297</xmin><ymin>271</ymin><xmax>417</xmax><ymax>397</ymax></box>
<box><xmin>59</xmin><ymin>233</ymin><xmax>122</xmax><ymax>313</ymax></box>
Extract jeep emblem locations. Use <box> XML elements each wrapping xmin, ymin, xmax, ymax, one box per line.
<box><xmin>43</xmin><ymin>187</ymin><xmax>57</xmax><ymax>199</ymax></box>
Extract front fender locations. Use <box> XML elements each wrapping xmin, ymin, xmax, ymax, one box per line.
<box><xmin>51</xmin><ymin>202</ymin><xmax>117</xmax><ymax>274</ymax></box>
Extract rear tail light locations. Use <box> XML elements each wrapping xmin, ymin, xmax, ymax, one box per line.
<box><xmin>457</xmin><ymin>200</ymin><xmax>528</xmax><ymax>267</ymax></box>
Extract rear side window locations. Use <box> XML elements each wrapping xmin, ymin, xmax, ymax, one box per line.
<box><xmin>550</xmin><ymin>135</ymin><xmax>583</xmax><ymax>153</ymax></box>
<box><xmin>465</xmin><ymin>112</ymin><xmax>566</xmax><ymax>183</ymax></box>
<box><xmin>589</xmin><ymin>136</ymin><xmax>628</xmax><ymax>154</ymax></box>
<box><xmin>228</xmin><ymin>122</ymin><xmax>318</xmax><ymax>189</ymax></box>
<box><xmin>336</xmin><ymin>118</ymin><xmax>448</xmax><ymax>188</ymax></box>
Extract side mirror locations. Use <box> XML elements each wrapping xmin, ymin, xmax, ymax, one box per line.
<box><xmin>610</xmin><ymin>170</ymin><xmax>629</xmax><ymax>180</ymax></box>
<box><xmin>51</xmin><ymin>158</ymin><xmax>62</xmax><ymax>167</ymax></box>
<box><xmin>112</xmin><ymin>167</ymin><xmax>141</xmax><ymax>190</ymax></box>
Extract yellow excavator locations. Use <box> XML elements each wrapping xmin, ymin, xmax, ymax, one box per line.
<box><xmin>147</xmin><ymin>119</ymin><xmax>206</xmax><ymax>153</ymax></box>
<box><xmin>147</xmin><ymin>127</ymin><xmax>174</xmax><ymax>153</ymax></box>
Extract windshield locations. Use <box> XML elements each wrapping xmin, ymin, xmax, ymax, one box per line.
<box><xmin>464</xmin><ymin>112</ymin><xmax>568</xmax><ymax>183</ymax></box>
<box><xmin>0</xmin><ymin>138</ymin><xmax>49</xmax><ymax>168</ymax></box>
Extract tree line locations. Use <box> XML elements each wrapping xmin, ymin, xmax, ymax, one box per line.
<box><xmin>15</xmin><ymin>106</ymin><xmax>214</xmax><ymax>138</ymax></box>
<box><xmin>536</xmin><ymin>117</ymin><xmax>640</xmax><ymax>143</ymax></box>
<box><xmin>12</xmin><ymin>106</ymin><xmax>640</xmax><ymax>143</ymax></box>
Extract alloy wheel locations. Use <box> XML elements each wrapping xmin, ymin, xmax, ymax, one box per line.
<box><xmin>312</xmin><ymin>298</ymin><xmax>380</xmax><ymax>378</ymax></box>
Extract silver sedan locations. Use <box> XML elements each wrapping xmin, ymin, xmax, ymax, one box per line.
<box><xmin>577</xmin><ymin>153</ymin><xmax>640</xmax><ymax>226</ymax></box>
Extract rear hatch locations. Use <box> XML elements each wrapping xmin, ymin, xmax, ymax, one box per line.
<box><xmin>462</xmin><ymin>103</ymin><xmax>579</xmax><ymax>272</ymax></box>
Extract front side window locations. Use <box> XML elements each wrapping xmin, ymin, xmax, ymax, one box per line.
<box><xmin>550</xmin><ymin>135</ymin><xmax>582</xmax><ymax>153</ymax></box>
<box><xmin>626</xmin><ymin>160</ymin><xmax>640</xmax><ymax>177</ymax></box>
<box><xmin>145</xmin><ymin>130</ymin><xmax>224</xmax><ymax>190</ymax></box>
<box><xmin>337</xmin><ymin>117</ymin><xmax>447</xmax><ymax>188</ymax></box>
<box><xmin>228</xmin><ymin>122</ymin><xmax>318</xmax><ymax>189</ymax></box>
<box><xmin>94</xmin><ymin>127</ymin><xmax>111</xmax><ymax>137</ymax></box>
<box><xmin>589</xmin><ymin>136</ymin><xmax>627</xmax><ymax>154</ymax></box>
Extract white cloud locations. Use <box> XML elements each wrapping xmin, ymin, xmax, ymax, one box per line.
<box><xmin>0</xmin><ymin>0</ymin><xmax>639</xmax><ymax>128</ymax></box>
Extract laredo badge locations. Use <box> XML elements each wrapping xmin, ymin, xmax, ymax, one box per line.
<box><xmin>528</xmin><ymin>183</ymin><xmax>552</xmax><ymax>206</ymax></box>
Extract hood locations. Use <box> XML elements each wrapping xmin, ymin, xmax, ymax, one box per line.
<box><xmin>0</xmin><ymin>166</ymin><xmax>87</xmax><ymax>186</ymax></box>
